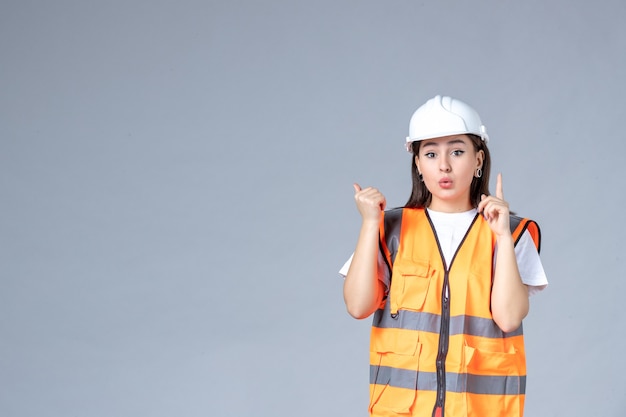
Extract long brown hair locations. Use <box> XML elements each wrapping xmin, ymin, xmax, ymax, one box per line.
<box><xmin>405</xmin><ymin>134</ymin><xmax>491</xmax><ymax>208</ymax></box>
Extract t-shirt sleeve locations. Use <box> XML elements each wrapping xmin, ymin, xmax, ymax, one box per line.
<box><xmin>514</xmin><ymin>230</ymin><xmax>548</xmax><ymax>296</ymax></box>
<box><xmin>338</xmin><ymin>254</ymin><xmax>353</xmax><ymax>277</ymax></box>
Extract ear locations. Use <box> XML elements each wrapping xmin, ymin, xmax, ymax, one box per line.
<box><xmin>414</xmin><ymin>155</ymin><xmax>421</xmax><ymax>174</ymax></box>
<box><xmin>476</xmin><ymin>149</ymin><xmax>485</xmax><ymax>169</ymax></box>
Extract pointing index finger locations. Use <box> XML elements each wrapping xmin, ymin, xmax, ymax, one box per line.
<box><xmin>496</xmin><ymin>173</ymin><xmax>504</xmax><ymax>200</ymax></box>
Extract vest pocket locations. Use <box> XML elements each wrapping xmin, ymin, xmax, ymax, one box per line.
<box><xmin>369</xmin><ymin>340</ymin><xmax>422</xmax><ymax>414</ymax></box>
<box><xmin>463</xmin><ymin>344</ymin><xmax>521</xmax><ymax>378</ymax></box>
<box><xmin>463</xmin><ymin>344</ymin><xmax>524</xmax><ymax>416</ymax></box>
<box><xmin>390</xmin><ymin>261</ymin><xmax>432</xmax><ymax>314</ymax></box>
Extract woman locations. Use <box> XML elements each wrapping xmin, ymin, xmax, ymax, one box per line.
<box><xmin>340</xmin><ymin>95</ymin><xmax>548</xmax><ymax>417</ymax></box>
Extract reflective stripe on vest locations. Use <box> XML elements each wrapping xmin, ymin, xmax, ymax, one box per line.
<box><xmin>369</xmin><ymin>208</ymin><xmax>541</xmax><ymax>417</ymax></box>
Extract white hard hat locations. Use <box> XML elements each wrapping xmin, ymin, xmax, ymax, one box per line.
<box><xmin>405</xmin><ymin>95</ymin><xmax>489</xmax><ymax>152</ymax></box>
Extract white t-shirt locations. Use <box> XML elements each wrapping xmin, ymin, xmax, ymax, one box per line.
<box><xmin>339</xmin><ymin>208</ymin><xmax>548</xmax><ymax>296</ymax></box>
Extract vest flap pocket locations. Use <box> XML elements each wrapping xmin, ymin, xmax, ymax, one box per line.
<box><xmin>464</xmin><ymin>344</ymin><xmax>521</xmax><ymax>375</ymax></box>
<box><xmin>390</xmin><ymin>260</ymin><xmax>432</xmax><ymax>312</ymax></box>
<box><xmin>369</xmin><ymin>342</ymin><xmax>422</xmax><ymax>414</ymax></box>
<box><xmin>463</xmin><ymin>344</ymin><xmax>525</xmax><ymax>411</ymax></box>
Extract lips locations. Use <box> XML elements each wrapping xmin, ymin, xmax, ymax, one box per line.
<box><xmin>439</xmin><ymin>178</ymin><xmax>453</xmax><ymax>189</ymax></box>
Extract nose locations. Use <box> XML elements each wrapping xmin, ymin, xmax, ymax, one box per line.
<box><xmin>439</xmin><ymin>155</ymin><xmax>451</xmax><ymax>172</ymax></box>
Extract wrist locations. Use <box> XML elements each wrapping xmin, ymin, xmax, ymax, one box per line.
<box><xmin>496</xmin><ymin>233</ymin><xmax>514</xmax><ymax>246</ymax></box>
<box><xmin>360</xmin><ymin>217</ymin><xmax>380</xmax><ymax>230</ymax></box>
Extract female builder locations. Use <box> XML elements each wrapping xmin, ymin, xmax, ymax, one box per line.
<box><xmin>340</xmin><ymin>95</ymin><xmax>548</xmax><ymax>417</ymax></box>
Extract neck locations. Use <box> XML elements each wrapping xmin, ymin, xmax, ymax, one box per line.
<box><xmin>427</xmin><ymin>199</ymin><xmax>473</xmax><ymax>213</ymax></box>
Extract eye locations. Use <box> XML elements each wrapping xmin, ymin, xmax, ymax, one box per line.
<box><xmin>451</xmin><ymin>149</ymin><xmax>465</xmax><ymax>156</ymax></box>
<box><xmin>424</xmin><ymin>151</ymin><xmax>436</xmax><ymax>158</ymax></box>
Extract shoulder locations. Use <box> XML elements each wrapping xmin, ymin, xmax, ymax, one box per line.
<box><xmin>381</xmin><ymin>208</ymin><xmax>404</xmax><ymax>243</ymax></box>
<box><xmin>509</xmin><ymin>214</ymin><xmax>541</xmax><ymax>253</ymax></box>
<box><xmin>382</xmin><ymin>207</ymin><xmax>426</xmax><ymax>231</ymax></box>
<box><xmin>383</xmin><ymin>207</ymin><xmax>405</xmax><ymax>220</ymax></box>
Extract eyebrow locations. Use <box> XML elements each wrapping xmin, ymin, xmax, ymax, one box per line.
<box><xmin>421</xmin><ymin>138</ymin><xmax>468</xmax><ymax>148</ymax></box>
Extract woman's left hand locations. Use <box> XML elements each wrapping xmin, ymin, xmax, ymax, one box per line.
<box><xmin>477</xmin><ymin>173</ymin><xmax>511</xmax><ymax>237</ymax></box>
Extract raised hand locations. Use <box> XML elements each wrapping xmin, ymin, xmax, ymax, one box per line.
<box><xmin>353</xmin><ymin>183</ymin><xmax>386</xmax><ymax>223</ymax></box>
<box><xmin>477</xmin><ymin>173</ymin><xmax>510</xmax><ymax>237</ymax></box>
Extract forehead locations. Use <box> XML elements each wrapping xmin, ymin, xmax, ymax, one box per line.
<box><xmin>420</xmin><ymin>134</ymin><xmax>472</xmax><ymax>147</ymax></box>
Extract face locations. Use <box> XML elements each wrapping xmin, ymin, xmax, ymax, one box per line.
<box><xmin>415</xmin><ymin>134</ymin><xmax>484</xmax><ymax>212</ymax></box>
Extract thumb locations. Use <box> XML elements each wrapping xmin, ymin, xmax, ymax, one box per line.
<box><xmin>353</xmin><ymin>183</ymin><xmax>362</xmax><ymax>193</ymax></box>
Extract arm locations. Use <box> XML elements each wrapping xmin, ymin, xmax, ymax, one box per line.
<box><xmin>490</xmin><ymin>234</ymin><xmax>529</xmax><ymax>332</ymax></box>
<box><xmin>343</xmin><ymin>184</ymin><xmax>386</xmax><ymax>319</ymax></box>
<box><xmin>478</xmin><ymin>174</ymin><xmax>529</xmax><ymax>332</ymax></box>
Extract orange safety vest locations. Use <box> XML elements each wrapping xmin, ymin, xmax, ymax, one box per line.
<box><xmin>369</xmin><ymin>207</ymin><xmax>541</xmax><ymax>417</ymax></box>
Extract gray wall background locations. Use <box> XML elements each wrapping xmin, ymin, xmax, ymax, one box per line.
<box><xmin>2</xmin><ymin>1</ymin><xmax>625</xmax><ymax>416</ymax></box>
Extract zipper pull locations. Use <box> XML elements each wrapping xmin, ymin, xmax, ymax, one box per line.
<box><xmin>390</xmin><ymin>297</ymin><xmax>399</xmax><ymax>319</ymax></box>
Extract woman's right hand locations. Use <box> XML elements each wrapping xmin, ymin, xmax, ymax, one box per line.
<box><xmin>353</xmin><ymin>183</ymin><xmax>386</xmax><ymax>222</ymax></box>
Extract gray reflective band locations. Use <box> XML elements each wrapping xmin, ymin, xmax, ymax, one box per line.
<box><xmin>370</xmin><ymin>366</ymin><xmax>526</xmax><ymax>395</ymax></box>
<box><xmin>373</xmin><ymin>308</ymin><xmax>523</xmax><ymax>338</ymax></box>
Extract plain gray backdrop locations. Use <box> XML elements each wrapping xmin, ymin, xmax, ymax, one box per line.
<box><xmin>2</xmin><ymin>1</ymin><xmax>625</xmax><ymax>416</ymax></box>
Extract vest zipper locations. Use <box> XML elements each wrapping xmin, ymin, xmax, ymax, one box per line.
<box><xmin>426</xmin><ymin>210</ymin><xmax>479</xmax><ymax>417</ymax></box>
<box><xmin>432</xmin><ymin>270</ymin><xmax>450</xmax><ymax>417</ymax></box>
